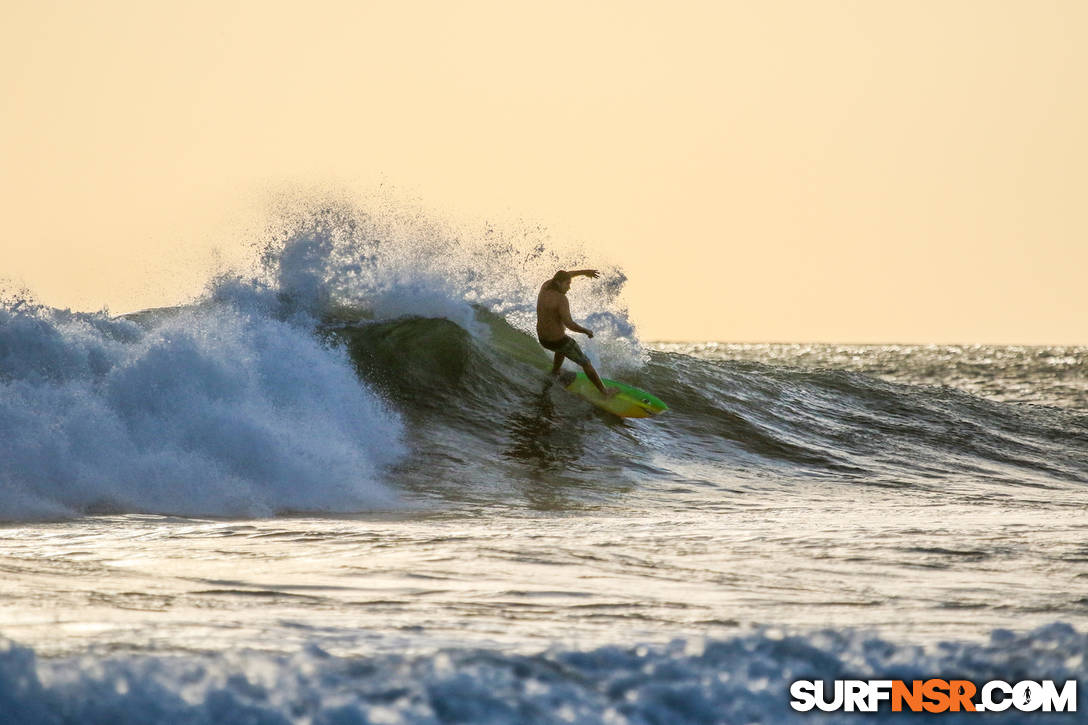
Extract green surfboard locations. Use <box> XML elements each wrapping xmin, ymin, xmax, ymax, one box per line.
<box><xmin>560</xmin><ymin>371</ymin><xmax>668</xmax><ymax>418</ymax></box>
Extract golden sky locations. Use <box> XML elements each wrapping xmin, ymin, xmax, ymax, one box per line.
<box><xmin>2</xmin><ymin>0</ymin><xmax>1085</xmax><ymax>343</ymax></box>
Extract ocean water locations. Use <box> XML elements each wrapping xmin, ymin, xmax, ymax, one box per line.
<box><xmin>2</xmin><ymin>205</ymin><xmax>1087</xmax><ymax>723</ymax></box>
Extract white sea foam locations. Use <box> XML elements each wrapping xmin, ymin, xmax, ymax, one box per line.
<box><xmin>248</xmin><ymin>198</ymin><xmax>647</xmax><ymax>371</ymax></box>
<box><xmin>0</xmin><ymin>298</ymin><xmax>404</xmax><ymax>521</ymax></box>
<box><xmin>1</xmin><ymin>624</ymin><xmax>1084</xmax><ymax>724</ymax></box>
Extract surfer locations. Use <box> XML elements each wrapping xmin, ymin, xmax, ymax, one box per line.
<box><xmin>536</xmin><ymin>269</ymin><xmax>617</xmax><ymax>397</ymax></box>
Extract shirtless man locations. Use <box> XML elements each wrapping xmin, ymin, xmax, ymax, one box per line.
<box><xmin>536</xmin><ymin>269</ymin><xmax>615</xmax><ymax>396</ymax></box>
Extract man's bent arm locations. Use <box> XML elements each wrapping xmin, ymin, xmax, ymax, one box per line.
<box><xmin>566</xmin><ymin>321</ymin><xmax>592</xmax><ymax>336</ymax></box>
<box><xmin>560</xmin><ymin>297</ymin><xmax>593</xmax><ymax>336</ymax></box>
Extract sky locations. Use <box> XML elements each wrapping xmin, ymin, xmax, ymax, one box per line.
<box><xmin>2</xmin><ymin>0</ymin><xmax>1086</xmax><ymax>344</ymax></box>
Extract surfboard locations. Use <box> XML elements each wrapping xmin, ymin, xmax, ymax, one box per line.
<box><xmin>559</xmin><ymin>371</ymin><xmax>668</xmax><ymax>418</ymax></box>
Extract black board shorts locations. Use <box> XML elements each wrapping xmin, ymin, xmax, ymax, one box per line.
<box><xmin>538</xmin><ymin>335</ymin><xmax>591</xmax><ymax>367</ymax></box>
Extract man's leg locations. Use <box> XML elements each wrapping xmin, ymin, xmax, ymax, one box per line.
<box><xmin>551</xmin><ymin>351</ymin><xmax>565</xmax><ymax>376</ymax></box>
<box><xmin>559</xmin><ymin>337</ymin><xmax>616</xmax><ymax>397</ymax></box>
<box><xmin>581</xmin><ymin>361</ymin><xmax>615</xmax><ymax>397</ymax></box>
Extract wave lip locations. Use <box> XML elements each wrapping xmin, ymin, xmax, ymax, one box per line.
<box><xmin>0</xmin><ymin>300</ymin><xmax>404</xmax><ymax>521</ymax></box>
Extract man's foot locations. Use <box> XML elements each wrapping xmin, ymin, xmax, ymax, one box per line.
<box><xmin>598</xmin><ymin>386</ymin><xmax>620</xmax><ymax>399</ymax></box>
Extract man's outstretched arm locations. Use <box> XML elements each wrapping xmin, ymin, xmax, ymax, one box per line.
<box><xmin>566</xmin><ymin>269</ymin><xmax>600</xmax><ymax>279</ymax></box>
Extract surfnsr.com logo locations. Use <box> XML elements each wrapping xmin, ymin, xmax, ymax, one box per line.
<box><xmin>790</xmin><ymin>679</ymin><xmax>1077</xmax><ymax>713</ymax></box>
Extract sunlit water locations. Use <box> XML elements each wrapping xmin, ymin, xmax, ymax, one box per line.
<box><xmin>2</xmin><ymin>210</ymin><xmax>1086</xmax><ymax>720</ymax></box>
<box><xmin>3</xmin><ymin>497</ymin><xmax>1087</xmax><ymax>662</ymax></box>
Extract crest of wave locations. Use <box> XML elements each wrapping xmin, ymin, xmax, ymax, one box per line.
<box><xmin>222</xmin><ymin>191</ymin><xmax>647</xmax><ymax>371</ymax></box>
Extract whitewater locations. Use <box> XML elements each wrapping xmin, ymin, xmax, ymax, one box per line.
<box><xmin>1</xmin><ymin>202</ymin><xmax>1086</xmax><ymax>723</ymax></box>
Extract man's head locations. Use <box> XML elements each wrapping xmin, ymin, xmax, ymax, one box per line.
<box><xmin>549</xmin><ymin>270</ymin><xmax>572</xmax><ymax>293</ymax></box>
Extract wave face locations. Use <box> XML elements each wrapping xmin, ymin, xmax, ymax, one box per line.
<box><xmin>2</xmin><ymin>624</ymin><xmax>1085</xmax><ymax>724</ymax></box>
<box><xmin>331</xmin><ymin>312</ymin><xmax>1088</xmax><ymax>510</ymax></box>
<box><xmin>2</xmin><ymin>199</ymin><xmax>1086</xmax><ymax>520</ymax></box>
